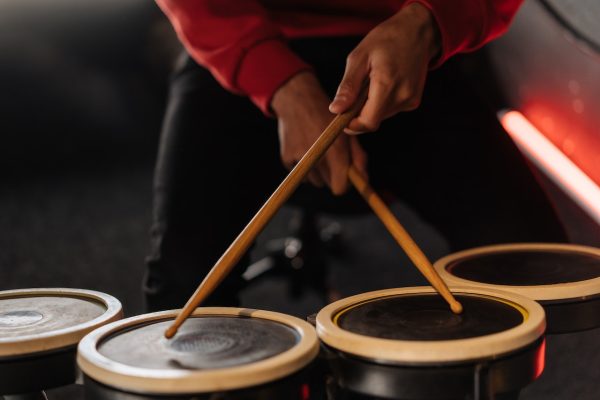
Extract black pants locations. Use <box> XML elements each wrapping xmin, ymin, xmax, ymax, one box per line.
<box><xmin>143</xmin><ymin>37</ymin><xmax>566</xmax><ymax>312</ymax></box>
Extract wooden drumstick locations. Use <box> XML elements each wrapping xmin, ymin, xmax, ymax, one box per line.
<box><xmin>347</xmin><ymin>165</ymin><xmax>463</xmax><ymax>314</ymax></box>
<box><xmin>164</xmin><ymin>88</ymin><xmax>369</xmax><ymax>339</ymax></box>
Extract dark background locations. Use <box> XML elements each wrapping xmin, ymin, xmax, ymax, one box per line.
<box><xmin>2</xmin><ymin>0</ymin><xmax>600</xmax><ymax>398</ymax></box>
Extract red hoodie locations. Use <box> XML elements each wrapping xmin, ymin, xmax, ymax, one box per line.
<box><xmin>156</xmin><ymin>0</ymin><xmax>522</xmax><ymax>115</ymax></box>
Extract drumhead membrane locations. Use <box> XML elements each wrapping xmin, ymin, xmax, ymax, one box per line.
<box><xmin>0</xmin><ymin>296</ymin><xmax>105</xmax><ymax>338</ymax></box>
<box><xmin>447</xmin><ymin>249</ymin><xmax>600</xmax><ymax>285</ymax></box>
<box><xmin>98</xmin><ymin>317</ymin><xmax>299</xmax><ymax>370</ymax></box>
<box><xmin>336</xmin><ymin>294</ymin><xmax>523</xmax><ymax>341</ymax></box>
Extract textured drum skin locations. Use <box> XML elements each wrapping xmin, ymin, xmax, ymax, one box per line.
<box><xmin>337</xmin><ymin>294</ymin><xmax>523</xmax><ymax>341</ymax></box>
<box><xmin>98</xmin><ymin>317</ymin><xmax>299</xmax><ymax>370</ymax></box>
<box><xmin>447</xmin><ymin>250</ymin><xmax>600</xmax><ymax>285</ymax></box>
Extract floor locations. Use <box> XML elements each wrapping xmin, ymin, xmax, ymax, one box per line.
<box><xmin>2</xmin><ymin>162</ymin><xmax>600</xmax><ymax>399</ymax></box>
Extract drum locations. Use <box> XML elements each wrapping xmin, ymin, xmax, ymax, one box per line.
<box><xmin>434</xmin><ymin>243</ymin><xmax>600</xmax><ymax>333</ymax></box>
<box><xmin>316</xmin><ymin>286</ymin><xmax>546</xmax><ymax>399</ymax></box>
<box><xmin>77</xmin><ymin>307</ymin><xmax>319</xmax><ymax>399</ymax></box>
<box><xmin>0</xmin><ymin>288</ymin><xmax>122</xmax><ymax>395</ymax></box>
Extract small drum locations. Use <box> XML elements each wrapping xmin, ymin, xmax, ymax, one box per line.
<box><xmin>316</xmin><ymin>286</ymin><xmax>546</xmax><ymax>399</ymax></box>
<box><xmin>77</xmin><ymin>307</ymin><xmax>319</xmax><ymax>399</ymax></box>
<box><xmin>0</xmin><ymin>288</ymin><xmax>122</xmax><ymax>395</ymax></box>
<box><xmin>434</xmin><ymin>243</ymin><xmax>600</xmax><ymax>333</ymax></box>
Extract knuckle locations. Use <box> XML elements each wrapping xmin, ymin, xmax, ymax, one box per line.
<box><xmin>396</xmin><ymin>86</ymin><xmax>413</xmax><ymax>103</ymax></box>
<box><xmin>372</xmin><ymin>70</ymin><xmax>394</xmax><ymax>88</ymax></box>
<box><xmin>359</xmin><ymin>118</ymin><xmax>379</xmax><ymax>132</ymax></box>
<box><xmin>346</xmin><ymin>51</ymin><xmax>359</xmax><ymax>64</ymax></box>
<box><xmin>337</xmin><ymin>80</ymin><xmax>354</xmax><ymax>95</ymax></box>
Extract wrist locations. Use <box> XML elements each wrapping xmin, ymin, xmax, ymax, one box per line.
<box><xmin>398</xmin><ymin>2</ymin><xmax>441</xmax><ymax>63</ymax></box>
<box><xmin>271</xmin><ymin>71</ymin><xmax>325</xmax><ymax>118</ymax></box>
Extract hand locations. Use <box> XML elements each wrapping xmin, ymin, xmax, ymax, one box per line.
<box><xmin>271</xmin><ymin>72</ymin><xmax>368</xmax><ymax>195</ymax></box>
<box><xmin>329</xmin><ymin>3</ymin><xmax>441</xmax><ymax>133</ymax></box>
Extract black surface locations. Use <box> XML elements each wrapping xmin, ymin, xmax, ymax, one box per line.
<box><xmin>541</xmin><ymin>0</ymin><xmax>600</xmax><ymax>53</ymax></box>
<box><xmin>337</xmin><ymin>294</ymin><xmax>523</xmax><ymax>341</ymax></box>
<box><xmin>83</xmin><ymin>368</ymin><xmax>313</xmax><ymax>400</ymax></box>
<box><xmin>447</xmin><ymin>250</ymin><xmax>600</xmax><ymax>285</ymax></box>
<box><xmin>0</xmin><ymin>347</ymin><xmax>77</xmax><ymax>395</ymax></box>
<box><xmin>98</xmin><ymin>317</ymin><xmax>299</xmax><ymax>370</ymax></box>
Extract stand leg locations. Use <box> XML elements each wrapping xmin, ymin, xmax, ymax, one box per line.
<box><xmin>3</xmin><ymin>392</ymin><xmax>48</xmax><ymax>400</ymax></box>
<box><xmin>474</xmin><ymin>363</ymin><xmax>494</xmax><ymax>400</ymax></box>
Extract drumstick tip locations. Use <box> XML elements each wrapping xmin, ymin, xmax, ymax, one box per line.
<box><xmin>451</xmin><ymin>301</ymin><xmax>463</xmax><ymax>314</ymax></box>
<box><xmin>164</xmin><ymin>325</ymin><xmax>177</xmax><ymax>339</ymax></box>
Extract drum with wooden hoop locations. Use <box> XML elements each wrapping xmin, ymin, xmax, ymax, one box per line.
<box><xmin>316</xmin><ymin>286</ymin><xmax>546</xmax><ymax>399</ymax></box>
<box><xmin>434</xmin><ymin>243</ymin><xmax>600</xmax><ymax>333</ymax></box>
<box><xmin>0</xmin><ymin>288</ymin><xmax>122</xmax><ymax>396</ymax></box>
<box><xmin>77</xmin><ymin>307</ymin><xmax>319</xmax><ymax>399</ymax></box>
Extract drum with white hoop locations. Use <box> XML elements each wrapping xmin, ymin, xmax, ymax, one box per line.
<box><xmin>316</xmin><ymin>286</ymin><xmax>546</xmax><ymax>399</ymax></box>
<box><xmin>0</xmin><ymin>288</ymin><xmax>122</xmax><ymax>395</ymax></box>
<box><xmin>77</xmin><ymin>307</ymin><xmax>319</xmax><ymax>399</ymax></box>
<box><xmin>434</xmin><ymin>243</ymin><xmax>600</xmax><ymax>333</ymax></box>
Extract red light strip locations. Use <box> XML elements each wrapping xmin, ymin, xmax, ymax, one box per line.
<box><xmin>500</xmin><ymin>110</ymin><xmax>600</xmax><ymax>225</ymax></box>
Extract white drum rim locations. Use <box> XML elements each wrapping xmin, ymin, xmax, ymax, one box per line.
<box><xmin>434</xmin><ymin>243</ymin><xmax>600</xmax><ymax>301</ymax></box>
<box><xmin>316</xmin><ymin>286</ymin><xmax>545</xmax><ymax>364</ymax></box>
<box><xmin>77</xmin><ymin>307</ymin><xmax>320</xmax><ymax>394</ymax></box>
<box><xmin>0</xmin><ymin>288</ymin><xmax>123</xmax><ymax>357</ymax></box>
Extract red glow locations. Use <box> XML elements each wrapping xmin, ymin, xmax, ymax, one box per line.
<box><xmin>535</xmin><ymin>337</ymin><xmax>546</xmax><ymax>378</ymax></box>
<box><xmin>501</xmin><ymin>110</ymin><xmax>600</xmax><ymax>225</ymax></box>
<box><xmin>301</xmin><ymin>383</ymin><xmax>310</xmax><ymax>400</ymax></box>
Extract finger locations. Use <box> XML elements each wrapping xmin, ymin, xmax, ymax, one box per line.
<box><xmin>325</xmin><ymin>143</ymin><xmax>350</xmax><ymax>196</ymax></box>
<box><xmin>345</xmin><ymin>77</ymin><xmax>391</xmax><ymax>133</ymax></box>
<box><xmin>329</xmin><ymin>51</ymin><xmax>369</xmax><ymax>114</ymax></box>
<box><xmin>349</xmin><ymin>136</ymin><xmax>369</xmax><ymax>179</ymax></box>
<box><xmin>307</xmin><ymin>169</ymin><xmax>325</xmax><ymax>188</ymax></box>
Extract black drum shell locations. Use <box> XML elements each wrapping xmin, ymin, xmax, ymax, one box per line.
<box><xmin>81</xmin><ymin>363</ymin><xmax>318</xmax><ymax>400</ymax></box>
<box><xmin>321</xmin><ymin>336</ymin><xmax>545</xmax><ymax>400</ymax></box>
<box><xmin>541</xmin><ymin>294</ymin><xmax>600</xmax><ymax>334</ymax></box>
<box><xmin>0</xmin><ymin>346</ymin><xmax>77</xmax><ymax>395</ymax></box>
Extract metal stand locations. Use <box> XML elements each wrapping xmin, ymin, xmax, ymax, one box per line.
<box><xmin>242</xmin><ymin>208</ymin><xmax>342</xmax><ymax>302</ymax></box>
<box><xmin>2</xmin><ymin>392</ymin><xmax>48</xmax><ymax>400</ymax></box>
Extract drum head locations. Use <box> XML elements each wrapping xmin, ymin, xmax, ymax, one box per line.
<box><xmin>77</xmin><ymin>308</ymin><xmax>319</xmax><ymax>394</ymax></box>
<box><xmin>317</xmin><ymin>287</ymin><xmax>545</xmax><ymax>364</ymax></box>
<box><xmin>434</xmin><ymin>243</ymin><xmax>600</xmax><ymax>301</ymax></box>
<box><xmin>0</xmin><ymin>288</ymin><xmax>122</xmax><ymax>357</ymax></box>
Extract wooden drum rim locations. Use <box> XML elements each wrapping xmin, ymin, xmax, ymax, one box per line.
<box><xmin>434</xmin><ymin>243</ymin><xmax>600</xmax><ymax>301</ymax></box>
<box><xmin>0</xmin><ymin>288</ymin><xmax>123</xmax><ymax>357</ymax></box>
<box><xmin>316</xmin><ymin>286</ymin><xmax>545</xmax><ymax>364</ymax></box>
<box><xmin>77</xmin><ymin>307</ymin><xmax>319</xmax><ymax>394</ymax></box>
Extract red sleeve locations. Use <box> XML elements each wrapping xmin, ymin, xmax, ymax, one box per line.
<box><xmin>155</xmin><ymin>0</ymin><xmax>311</xmax><ymax>115</ymax></box>
<box><xmin>407</xmin><ymin>0</ymin><xmax>523</xmax><ymax>67</ymax></box>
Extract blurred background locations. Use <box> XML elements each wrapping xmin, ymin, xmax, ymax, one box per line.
<box><xmin>1</xmin><ymin>0</ymin><xmax>599</xmax><ymax>398</ymax></box>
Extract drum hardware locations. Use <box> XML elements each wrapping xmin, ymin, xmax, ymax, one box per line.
<box><xmin>0</xmin><ymin>288</ymin><xmax>122</xmax><ymax>398</ymax></box>
<box><xmin>1</xmin><ymin>393</ymin><xmax>48</xmax><ymax>400</ymax></box>
<box><xmin>164</xmin><ymin>88</ymin><xmax>370</xmax><ymax>339</ymax></box>
<box><xmin>242</xmin><ymin>208</ymin><xmax>341</xmax><ymax>303</ymax></box>
<box><xmin>316</xmin><ymin>286</ymin><xmax>546</xmax><ymax>400</ymax></box>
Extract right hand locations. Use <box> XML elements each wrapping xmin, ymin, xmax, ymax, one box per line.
<box><xmin>271</xmin><ymin>72</ymin><xmax>368</xmax><ymax>195</ymax></box>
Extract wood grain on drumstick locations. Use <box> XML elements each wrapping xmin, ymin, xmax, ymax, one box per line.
<box><xmin>347</xmin><ymin>165</ymin><xmax>463</xmax><ymax>314</ymax></box>
<box><xmin>164</xmin><ymin>89</ymin><xmax>369</xmax><ymax>339</ymax></box>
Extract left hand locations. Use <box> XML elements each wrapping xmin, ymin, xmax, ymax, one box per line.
<box><xmin>329</xmin><ymin>3</ymin><xmax>441</xmax><ymax>133</ymax></box>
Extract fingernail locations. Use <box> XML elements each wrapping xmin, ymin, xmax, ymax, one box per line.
<box><xmin>344</xmin><ymin>128</ymin><xmax>364</xmax><ymax>135</ymax></box>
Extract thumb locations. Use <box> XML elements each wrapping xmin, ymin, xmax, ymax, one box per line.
<box><xmin>329</xmin><ymin>52</ymin><xmax>368</xmax><ymax>114</ymax></box>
